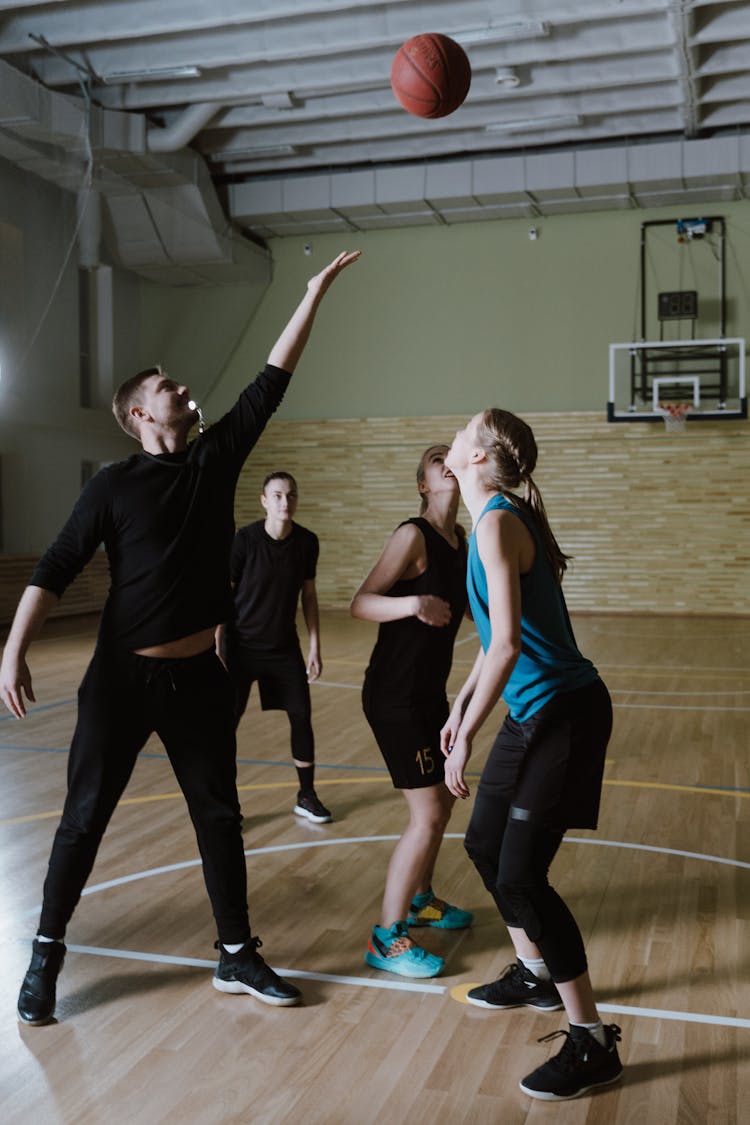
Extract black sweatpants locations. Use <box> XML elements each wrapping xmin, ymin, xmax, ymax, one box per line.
<box><xmin>39</xmin><ymin>646</ymin><xmax>250</xmax><ymax>945</ymax></box>
<box><xmin>464</xmin><ymin>678</ymin><xmax>612</xmax><ymax>983</ymax></box>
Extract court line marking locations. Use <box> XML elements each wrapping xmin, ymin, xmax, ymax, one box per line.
<box><xmin>610</xmin><ymin>688</ymin><xmax>750</xmax><ymax>696</ymax></box>
<box><xmin>613</xmin><ymin>703</ymin><xmax>750</xmax><ymax>711</ymax></box>
<box><xmin>312</xmin><ymin>683</ymin><xmax>750</xmax><ymax>711</ymax></box>
<box><xmin>3</xmin><ymin>665</ymin><xmax>748</xmax><ymax>721</ymax></box>
<box><xmin>51</xmin><ymin>945</ymin><xmax>750</xmax><ymax>1027</ymax></box>
<box><xmin>62</xmin><ymin>945</ymin><xmax>445</xmax><ymax>995</ymax></box>
<box><xmin>15</xmin><ymin>833</ymin><xmax>750</xmax><ymax>915</ymax></box>
<box><xmin>10</xmin><ymin>834</ymin><xmax>748</xmax><ymax>1030</ymax></box>
<box><xmin>3</xmin><ymin>771</ymin><xmax>749</xmax><ymax>827</ymax></box>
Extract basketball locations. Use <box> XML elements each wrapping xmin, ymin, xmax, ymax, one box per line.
<box><xmin>390</xmin><ymin>33</ymin><xmax>472</xmax><ymax>119</ymax></box>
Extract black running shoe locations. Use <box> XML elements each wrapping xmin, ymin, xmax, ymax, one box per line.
<box><xmin>17</xmin><ymin>938</ymin><xmax>66</xmax><ymax>1026</ymax></box>
<box><xmin>466</xmin><ymin>960</ymin><xmax>563</xmax><ymax>1010</ymax></box>
<box><xmin>212</xmin><ymin>937</ymin><xmax>301</xmax><ymax>1007</ymax></box>
<box><xmin>294</xmin><ymin>789</ymin><xmax>332</xmax><ymax>823</ymax></box>
<box><xmin>520</xmin><ymin>1023</ymin><xmax>623</xmax><ymax>1100</ymax></box>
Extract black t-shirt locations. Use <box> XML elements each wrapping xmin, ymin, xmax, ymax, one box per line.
<box><xmin>363</xmin><ymin>517</ymin><xmax>467</xmax><ymax>718</ymax></box>
<box><xmin>31</xmin><ymin>365</ymin><xmax>291</xmax><ymax>651</ymax></box>
<box><xmin>228</xmin><ymin>521</ymin><xmax>318</xmax><ymax>652</ymax></box>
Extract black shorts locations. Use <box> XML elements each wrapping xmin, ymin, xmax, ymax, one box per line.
<box><xmin>486</xmin><ymin>677</ymin><xmax>612</xmax><ymax>830</ymax></box>
<box><xmin>228</xmin><ymin>644</ymin><xmax>310</xmax><ymax>715</ymax></box>
<box><xmin>363</xmin><ymin>689</ymin><xmax>449</xmax><ymax>790</ymax></box>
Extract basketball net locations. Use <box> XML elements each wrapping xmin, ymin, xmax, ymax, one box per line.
<box><xmin>656</xmin><ymin>402</ymin><xmax>690</xmax><ymax>433</ymax></box>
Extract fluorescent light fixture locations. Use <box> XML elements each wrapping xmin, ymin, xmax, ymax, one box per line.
<box><xmin>100</xmin><ymin>65</ymin><xmax>202</xmax><ymax>84</ymax></box>
<box><xmin>453</xmin><ymin>20</ymin><xmax>549</xmax><ymax>45</ymax></box>
<box><xmin>209</xmin><ymin>144</ymin><xmax>298</xmax><ymax>161</ymax></box>
<box><xmin>485</xmin><ymin>113</ymin><xmax>581</xmax><ymax>133</ymax></box>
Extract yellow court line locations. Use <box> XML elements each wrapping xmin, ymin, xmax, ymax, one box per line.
<box><xmin>1</xmin><ymin>774</ymin><xmax>747</xmax><ymax>827</ymax></box>
<box><xmin>0</xmin><ymin>777</ymin><xmax>386</xmax><ymax>826</ymax></box>
<box><xmin>603</xmin><ymin>778</ymin><xmax>749</xmax><ymax>798</ymax></box>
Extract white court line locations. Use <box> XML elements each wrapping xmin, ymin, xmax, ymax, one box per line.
<box><xmin>313</xmin><ymin>680</ymin><xmax>360</xmax><ymax>690</ymax></box>
<box><xmin>15</xmin><ymin>836</ymin><xmax>750</xmax><ymax>1029</ymax></box>
<box><xmin>613</xmin><ymin>703</ymin><xmax>750</xmax><ymax>712</ymax></box>
<box><xmin>454</xmin><ymin>632</ymin><xmax>479</xmax><ymax>647</ymax></box>
<box><xmin>58</xmin><ymin>944</ymin><xmax>750</xmax><ymax>1028</ymax></box>
<box><xmin>597</xmin><ymin>663</ymin><xmax>749</xmax><ymax>674</ymax></box>
<box><xmin>595</xmin><ymin>1003</ymin><xmax>750</xmax><ymax>1030</ymax></box>
<box><xmin>64</xmin><ymin>945</ymin><xmax>445</xmax><ymax>995</ymax></box>
<box><xmin>311</xmin><ymin>680</ymin><xmax>750</xmax><ymax>712</ymax></box>
<box><xmin>610</xmin><ymin>688</ymin><xmax>750</xmax><ymax>696</ymax></box>
<box><xmin>20</xmin><ymin>834</ymin><xmax>750</xmax><ymax>918</ymax></box>
<box><xmin>565</xmin><ymin>837</ymin><xmax>750</xmax><ymax>870</ymax></box>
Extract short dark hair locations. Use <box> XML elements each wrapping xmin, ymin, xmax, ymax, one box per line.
<box><xmin>262</xmin><ymin>471</ymin><xmax>297</xmax><ymax>493</ymax></box>
<box><xmin>112</xmin><ymin>365</ymin><xmax>162</xmax><ymax>439</ymax></box>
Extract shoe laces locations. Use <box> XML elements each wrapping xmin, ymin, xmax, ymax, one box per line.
<box><xmin>426</xmin><ymin>895</ymin><xmax>448</xmax><ymax>914</ymax></box>
<box><xmin>498</xmin><ymin>961</ymin><xmax>526</xmax><ymax>985</ymax></box>
<box><xmin>537</xmin><ymin>1024</ymin><xmax>621</xmax><ymax>1071</ymax></box>
<box><xmin>387</xmin><ymin>935</ymin><xmax>415</xmax><ymax>957</ymax></box>
<box><xmin>536</xmin><ymin>1029</ymin><xmax>586</xmax><ymax>1072</ymax></box>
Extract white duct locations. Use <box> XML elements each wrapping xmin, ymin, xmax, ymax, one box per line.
<box><xmin>147</xmin><ymin>102</ymin><xmax>218</xmax><ymax>153</ymax></box>
<box><xmin>0</xmin><ymin>59</ymin><xmax>270</xmax><ymax>287</ymax></box>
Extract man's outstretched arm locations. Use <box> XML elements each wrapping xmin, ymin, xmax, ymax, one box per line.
<box><xmin>0</xmin><ymin>586</ymin><xmax>59</xmax><ymax>718</ymax></box>
<box><xmin>268</xmin><ymin>250</ymin><xmax>360</xmax><ymax>374</ymax></box>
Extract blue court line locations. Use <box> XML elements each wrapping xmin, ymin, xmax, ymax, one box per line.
<box><xmin>0</xmin><ymin>697</ymin><xmax>76</xmax><ymax>720</ymax></box>
<box><xmin>0</xmin><ymin>744</ymin><xmax>390</xmax><ymax>771</ymax></box>
<box><xmin>4</xmin><ymin>741</ymin><xmax>750</xmax><ymax>797</ymax></box>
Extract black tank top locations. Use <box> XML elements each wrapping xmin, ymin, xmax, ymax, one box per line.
<box><xmin>363</xmin><ymin>517</ymin><xmax>467</xmax><ymax>716</ymax></box>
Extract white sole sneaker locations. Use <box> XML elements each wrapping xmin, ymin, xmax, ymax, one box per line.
<box><xmin>294</xmin><ymin>803</ymin><xmax>332</xmax><ymax>823</ymax></box>
<box><xmin>212</xmin><ymin>976</ymin><xmax>301</xmax><ymax>1007</ymax></box>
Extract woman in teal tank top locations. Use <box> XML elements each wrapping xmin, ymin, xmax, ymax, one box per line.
<box><xmin>442</xmin><ymin>409</ymin><xmax>623</xmax><ymax>1103</ymax></box>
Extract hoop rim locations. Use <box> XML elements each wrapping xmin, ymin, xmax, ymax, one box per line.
<box><xmin>655</xmin><ymin>401</ymin><xmax>691</xmax><ymax>417</ymax></box>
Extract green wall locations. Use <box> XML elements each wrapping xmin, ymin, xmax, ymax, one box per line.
<box><xmin>205</xmin><ymin>200</ymin><xmax>750</xmax><ymax>424</ymax></box>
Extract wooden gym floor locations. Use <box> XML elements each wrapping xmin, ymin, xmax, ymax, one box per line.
<box><xmin>0</xmin><ymin>609</ymin><xmax>748</xmax><ymax>1124</ymax></box>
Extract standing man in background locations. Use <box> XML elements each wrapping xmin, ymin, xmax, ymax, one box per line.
<box><xmin>1</xmin><ymin>250</ymin><xmax>360</xmax><ymax>1026</ymax></box>
<box><xmin>219</xmin><ymin>471</ymin><xmax>332</xmax><ymax>824</ymax></box>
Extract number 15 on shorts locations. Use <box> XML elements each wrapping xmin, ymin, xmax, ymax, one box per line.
<box><xmin>415</xmin><ymin>747</ymin><xmax>434</xmax><ymax>775</ymax></box>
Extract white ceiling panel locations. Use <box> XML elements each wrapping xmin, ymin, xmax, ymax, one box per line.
<box><xmin>1</xmin><ymin>0</ymin><xmax>749</xmax><ymax>241</ymax></box>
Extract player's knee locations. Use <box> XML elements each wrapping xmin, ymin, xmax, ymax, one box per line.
<box><xmin>496</xmin><ymin>880</ymin><xmax>544</xmax><ymax>943</ymax></box>
<box><xmin>464</xmin><ymin>833</ymin><xmax>498</xmax><ymax>883</ymax></box>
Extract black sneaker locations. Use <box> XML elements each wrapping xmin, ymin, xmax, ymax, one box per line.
<box><xmin>294</xmin><ymin>789</ymin><xmax>332</xmax><ymax>823</ymax></box>
<box><xmin>520</xmin><ymin>1023</ymin><xmax>623</xmax><ymax>1100</ymax></box>
<box><xmin>466</xmin><ymin>960</ymin><xmax>563</xmax><ymax>1010</ymax></box>
<box><xmin>17</xmin><ymin>938</ymin><xmax>66</xmax><ymax>1026</ymax></box>
<box><xmin>212</xmin><ymin>937</ymin><xmax>301</xmax><ymax>1007</ymax></box>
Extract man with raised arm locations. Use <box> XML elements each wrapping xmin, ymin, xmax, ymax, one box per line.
<box><xmin>0</xmin><ymin>250</ymin><xmax>360</xmax><ymax>1026</ymax></box>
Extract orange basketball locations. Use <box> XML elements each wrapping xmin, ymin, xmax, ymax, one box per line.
<box><xmin>390</xmin><ymin>33</ymin><xmax>472</xmax><ymax>119</ymax></box>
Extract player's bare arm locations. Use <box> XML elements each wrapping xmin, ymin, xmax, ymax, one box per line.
<box><xmin>0</xmin><ymin>586</ymin><xmax>59</xmax><ymax>718</ymax></box>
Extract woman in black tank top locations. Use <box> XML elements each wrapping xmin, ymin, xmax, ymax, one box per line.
<box><xmin>350</xmin><ymin>444</ymin><xmax>473</xmax><ymax>979</ymax></box>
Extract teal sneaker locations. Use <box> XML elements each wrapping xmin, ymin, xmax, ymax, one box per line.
<box><xmin>407</xmin><ymin>889</ymin><xmax>473</xmax><ymax>930</ymax></box>
<box><xmin>365</xmin><ymin>922</ymin><xmax>444</xmax><ymax>978</ymax></box>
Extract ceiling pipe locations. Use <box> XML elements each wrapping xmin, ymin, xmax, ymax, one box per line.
<box><xmin>77</xmin><ymin>187</ymin><xmax>101</xmax><ymax>268</ymax></box>
<box><xmin>146</xmin><ymin>102</ymin><xmax>219</xmax><ymax>153</ymax></box>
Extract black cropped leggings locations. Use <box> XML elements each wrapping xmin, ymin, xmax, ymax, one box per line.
<box><xmin>38</xmin><ymin>647</ymin><xmax>250</xmax><ymax>945</ymax></box>
<box><xmin>465</xmin><ymin>809</ymin><xmax>585</xmax><ymax>982</ymax></box>
<box><xmin>464</xmin><ymin>680</ymin><xmax>612</xmax><ymax>983</ymax></box>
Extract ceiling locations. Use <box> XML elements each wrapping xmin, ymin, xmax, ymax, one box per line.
<box><xmin>1</xmin><ymin>0</ymin><xmax>750</xmax><ymax>244</ymax></box>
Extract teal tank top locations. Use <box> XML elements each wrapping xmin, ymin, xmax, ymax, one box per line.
<box><xmin>467</xmin><ymin>494</ymin><xmax>597</xmax><ymax>722</ymax></box>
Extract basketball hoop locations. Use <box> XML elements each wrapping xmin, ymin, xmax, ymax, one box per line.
<box><xmin>656</xmin><ymin>402</ymin><xmax>690</xmax><ymax>433</ymax></box>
